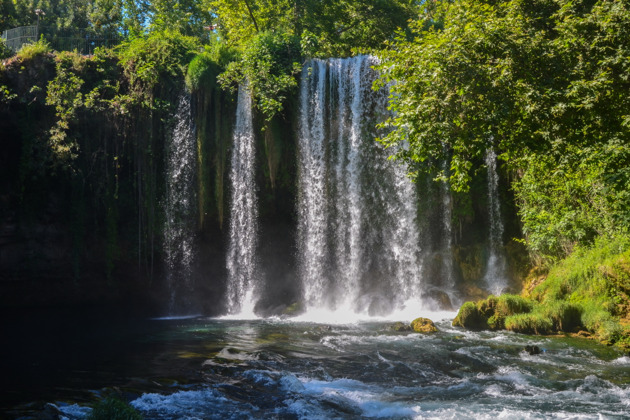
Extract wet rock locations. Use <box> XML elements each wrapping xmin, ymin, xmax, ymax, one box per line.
<box><xmin>411</xmin><ymin>317</ymin><xmax>438</xmax><ymax>333</ymax></box>
<box><xmin>314</xmin><ymin>325</ymin><xmax>332</xmax><ymax>333</ymax></box>
<box><xmin>524</xmin><ymin>345</ymin><xmax>542</xmax><ymax>355</ymax></box>
<box><xmin>389</xmin><ymin>321</ymin><xmax>413</xmax><ymax>332</ymax></box>
<box><xmin>425</xmin><ymin>289</ymin><xmax>454</xmax><ymax>311</ymax></box>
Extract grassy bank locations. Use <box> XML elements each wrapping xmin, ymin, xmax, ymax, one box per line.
<box><xmin>453</xmin><ymin>236</ymin><xmax>630</xmax><ymax>351</ymax></box>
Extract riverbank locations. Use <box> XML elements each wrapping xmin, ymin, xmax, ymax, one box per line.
<box><xmin>454</xmin><ymin>236</ymin><xmax>630</xmax><ymax>351</ymax></box>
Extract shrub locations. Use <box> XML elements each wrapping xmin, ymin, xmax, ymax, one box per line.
<box><xmin>0</xmin><ymin>38</ymin><xmax>13</xmax><ymax>59</ymax></box>
<box><xmin>219</xmin><ymin>30</ymin><xmax>301</xmax><ymax>121</ymax></box>
<box><xmin>16</xmin><ymin>39</ymin><xmax>51</xmax><ymax>61</ymax></box>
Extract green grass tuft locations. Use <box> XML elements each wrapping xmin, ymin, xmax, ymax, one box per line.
<box><xmin>87</xmin><ymin>396</ymin><xmax>143</xmax><ymax>420</ymax></box>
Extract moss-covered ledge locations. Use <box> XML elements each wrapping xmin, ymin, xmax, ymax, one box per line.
<box><xmin>453</xmin><ymin>237</ymin><xmax>630</xmax><ymax>352</ymax></box>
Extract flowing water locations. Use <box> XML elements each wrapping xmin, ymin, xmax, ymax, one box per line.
<box><xmin>6</xmin><ymin>59</ymin><xmax>626</xmax><ymax>420</ymax></box>
<box><xmin>297</xmin><ymin>56</ymin><xmax>423</xmax><ymax>316</ymax></box>
<box><xmin>226</xmin><ymin>86</ymin><xmax>259</xmax><ymax>316</ymax></box>
<box><xmin>483</xmin><ymin>148</ymin><xmax>508</xmax><ymax>295</ymax></box>
<box><xmin>4</xmin><ymin>313</ymin><xmax>629</xmax><ymax>419</ymax></box>
<box><xmin>163</xmin><ymin>95</ymin><xmax>197</xmax><ymax>314</ymax></box>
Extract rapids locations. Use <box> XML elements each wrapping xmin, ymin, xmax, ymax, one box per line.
<box><xmin>4</xmin><ymin>313</ymin><xmax>629</xmax><ymax>419</ymax></box>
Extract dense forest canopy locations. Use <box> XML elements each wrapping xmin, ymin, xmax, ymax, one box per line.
<box><xmin>377</xmin><ymin>0</ymin><xmax>630</xmax><ymax>263</ymax></box>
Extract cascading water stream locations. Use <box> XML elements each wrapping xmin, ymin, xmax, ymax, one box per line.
<box><xmin>226</xmin><ymin>85</ymin><xmax>259</xmax><ymax>316</ymax></box>
<box><xmin>483</xmin><ymin>148</ymin><xmax>508</xmax><ymax>294</ymax></box>
<box><xmin>297</xmin><ymin>56</ymin><xmax>423</xmax><ymax>316</ymax></box>
<box><xmin>163</xmin><ymin>94</ymin><xmax>197</xmax><ymax>314</ymax></box>
<box><xmin>440</xmin><ymin>157</ymin><xmax>457</xmax><ymax>298</ymax></box>
<box><xmin>297</xmin><ymin>60</ymin><xmax>329</xmax><ymax>308</ymax></box>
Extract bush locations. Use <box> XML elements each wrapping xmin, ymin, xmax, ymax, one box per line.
<box><xmin>219</xmin><ymin>30</ymin><xmax>301</xmax><ymax>121</ymax></box>
<box><xmin>0</xmin><ymin>38</ymin><xmax>13</xmax><ymax>59</ymax></box>
<box><xmin>117</xmin><ymin>30</ymin><xmax>200</xmax><ymax>94</ymax></box>
<box><xmin>87</xmin><ymin>397</ymin><xmax>143</xmax><ymax>420</ymax></box>
<box><xmin>16</xmin><ymin>39</ymin><xmax>51</xmax><ymax>61</ymax></box>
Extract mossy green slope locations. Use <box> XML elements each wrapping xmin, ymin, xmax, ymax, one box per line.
<box><xmin>454</xmin><ymin>237</ymin><xmax>630</xmax><ymax>350</ymax></box>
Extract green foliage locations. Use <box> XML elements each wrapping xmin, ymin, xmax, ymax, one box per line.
<box><xmin>0</xmin><ymin>0</ymin><xmax>17</xmax><ymax>32</ymax></box>
<box><xmin>452</xmin><ymin>301</ymin><xmax>487</xmax><ymax>330</ymax></box>
<box><xmin>87</xmin><ymin>397</ymin><xmax>143</xmax><ymax>420</ymax></box>
<box><xmin>377</xmin><ymin>0</ymin><xmax>630</xmax><ymax>264</ymax></box>
<box><xmin>117</xmin><ymin>30</ymin><xmax>199</xmax><ymax>104</ymax></box>
<box><xmin>0</xmin><ymin>38</ymin><xmax>13</xmax><ymax>59</ymax></box>
<box><xmin>219</xmin><ymin>31</ymin><xmax>301</xmax><ymax>121</ymax></box>
<box><xmin>46</xmin><ymin>51</ymin><xmax>86</xmax><ymax>168</ymax></box>
<box><xmin>16</xmin><ymin>39</ymin><xmax>51</xmax><ymax>61</ymax></box>
<box><xmin>210</xmin><ymin>0</ymin><xmax>421</xmax><ymax>120</ymax></box>
<box><xmin>186</xmin><ymin>42</ymin><xmax>239</xmax><ymax>92</ymax></box>
<box><xmin>455</xmin><ymin>237</ymin><xmax>630</xmax><ymax>348</ymax></box>
<box><xmin>504</xmin><ymin>313</ymin><xmax>554</xmax><ymax>335</ymax></box>
<box><xmin>149</xmin><ymin>0</ymin><xmax>214</xmax><ymax>38</ymax></box>
<box><xmin>495</xmin><ymin>294</ymin><xmax>533</xmax><ymax>317</ymax></box>
<box><xmin>211</xmin><ymin>0</ymin><xmax>418</xmax><ymax>57</ymax></box>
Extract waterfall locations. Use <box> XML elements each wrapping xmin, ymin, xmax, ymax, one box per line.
<box><xmin>440</xmin><ymin>158</ymin><xmax>457</xmax><ymax>299</ymax></box>
<box><xmin>226</xmin><ymin>85</ymin><xmax>259</xmax><ymax>315</ymax></box>
<box><xmin>164</xmin><ymin>95</ymin><xmax>197</xmax><ymax>314</ymax></box>
<box><xmin>297</xmin><ymin>60</ymin><xmax>329</xmax><ymax>308</ymax></box>
<box><xmin>297</xmin><ymin>56</ymin><xmax>423</xmax><ymax>316</ymax></box>
<box><xmin>483</xmin><ymin>148</ymin><xmax>508</xmax><ymax>294</ymax></box>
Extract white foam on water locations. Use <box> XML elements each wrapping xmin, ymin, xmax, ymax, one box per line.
<box><xmin>294</xmin><ymin>377</ymin><xmax>423</xmax><ymax>419</ymax></box>
<box><xmin>291</xmin><ymin>302</ymin><xmax>456</xmax><ymax>325</ymax></box>
<box><xmin>56</xmin><ymin>403</ymin><xmax>92</xmax><ymax>419</ymax></box>
<box><xmin>611</xmin><ymin>356</ymin><xmax>630</xmax><ymax>365</ymax></box>
<box><xmin>131</xmin><ymin>388</ymin><xmax>250</xmax><ymax>420</ymax></box>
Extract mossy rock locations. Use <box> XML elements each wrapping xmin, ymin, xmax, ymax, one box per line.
<box><xmin>453</xmin><ymin>301</ymin><xmax>488</xmax><ymax>330</ymax></box>
<box><xmin>477</xmin><ymin>295</ymin><xmax>498</xmax><ymax>318</ymax></box>
<box><xmin>495</xmin><ymin>294</ymin><xmax>533</xmax><ymax>317</ymax></box>
<box><xmin>390</xmin><ymin>321</ymin><xmax>413</xmax><ymax>332</ymax></box>
<box><xmin>411</xmin><ymin>317</ymin><xmax>438</xmax><ymax>333</ymax></box>
<box><xmin>504</xmin><ymin>313</ymin><xmax>554</xmax><ymax>335</ymax></box>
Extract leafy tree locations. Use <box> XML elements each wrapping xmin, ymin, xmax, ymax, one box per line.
<box><xmin>377</xmin><ymin>0</ymin><xmax>630</xmax><ymax>260</ymax></box>
<box><xmin>149</xmin><ymin>0</ymin><xmax>214</xmax><ymax>39</ymax></box>
<box><xmin>0</xmin><ymin>0</ymin><xmax>18</xmax><ymax>32</ymax></box>
<box><xmin>219</xmin><ymin>30</ymin><xmax>300</xmax><ymax>121</ymax></box>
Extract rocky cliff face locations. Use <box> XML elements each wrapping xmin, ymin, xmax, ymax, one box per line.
<box><xmin>0</xmin><ymin>52</ymin><xmax>528</xmax><ymax>314</ymax></box>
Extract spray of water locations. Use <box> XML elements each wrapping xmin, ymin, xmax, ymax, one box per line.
<box><xmin>297</xmin><ymin>56</ymin><xmax>423</xmax><ymax>316</ymax></box>
<box><xmin>483</xmin><ymin>148</ymin><xmax>508</xmax><ymax>294</ymax></box>
<box><xmin>164</xmin><ymin>95</ymin><xmax>197</xmax><ymax>314</ymax></box>
<box><xmin>226</xmin><ymin>85</ymin><xmax>259</xmax><ymax>316</ymax></box>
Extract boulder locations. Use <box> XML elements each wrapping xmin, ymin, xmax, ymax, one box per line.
<box><xmin>411</xmin><ymin>317</ymin><xmax>438</xmax><ymax>333</ymax></box>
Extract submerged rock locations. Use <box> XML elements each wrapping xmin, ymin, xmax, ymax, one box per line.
<box><xmin>411</xmin><ymin>317</ymin><xmax>438</xmax><ymax>333</ymax></box>
<box><xmin>524</xmin><ymin>345</ymin><xmax>543</xmax><ymax>355</ymax></box>
<box><xmin>389</xmin><ymin>321</ymin><xmax>413</xmax><ymax>332</ymax></box>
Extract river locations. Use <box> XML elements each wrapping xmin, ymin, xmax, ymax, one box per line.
<box><xmin>3</xmin><ymin>310</ymin><xmax>629</xmax><ymax>419</ymax></box>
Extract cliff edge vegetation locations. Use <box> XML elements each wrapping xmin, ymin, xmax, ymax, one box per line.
<box><xmin>454</xmin><ymin>237</ymin><xmax>630</xmax><ymax>350</ymax></box>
